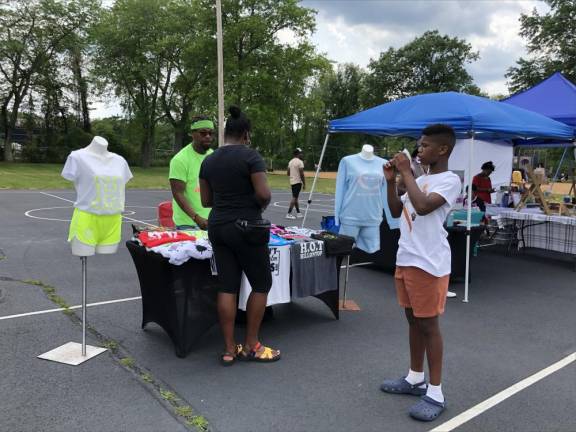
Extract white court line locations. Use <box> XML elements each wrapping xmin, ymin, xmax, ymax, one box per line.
<box><xmin>430</xmin><ymin>352</ymin><xmax>576</xmax><ymax>432</ymax></box>
<box><xmin>38</xmin><ymin>192</ymin><xmax>157</xmax><ymax>227</ymax></box>
<box><xmin>0</xmin><ymin>296</ymin><xmax>142</xmax><ymax>321</ymax></box>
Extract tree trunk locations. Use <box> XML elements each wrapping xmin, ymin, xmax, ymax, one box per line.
<box><xmin>174</xmin><ymin>125</ymin><xmax>187</xmax><ymax>152</ymax></box>
<box><xmin>140</xmin><ymin>123</ymin><xmax>155</xmax><ymax>168</ymax></box>
<box><xmin>4</xmin><ymin>98</ymin><xmax>23</xmax><ymax>163</ymax></box>
<box><xmin>73</xmin><ymin>49</ymin><xmax>91</xmax><ymax>133</ymax></box>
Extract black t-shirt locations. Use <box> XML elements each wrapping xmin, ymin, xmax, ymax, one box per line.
<box><xmin>199</xmin><ymin>145</ymin><xmax>267</xmax><ymax>225</ymax></box>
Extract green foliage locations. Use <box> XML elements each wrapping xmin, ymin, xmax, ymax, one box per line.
<box><xmin>3</xmin><ymin>2</ymin><xmax>487</xmax><ymax>171</ymax></box>
<box><xmin>119</xmin><ymin>357</ymin><xmax>135</xmax><ymax>368</ymax></box>
<box><xmin>160</xmin><ymin>389</ymin><xmax>177</xmax><ymax>403</ymax></box>
<box><xmin>507</xmin><ymin>0</ymin><xmax>576</xmax><ymax>93</ymax></box>
<box><xmin>364</xmin><ymin>30</ymin><xmax>480</xmax><ymax>106</ymax></box>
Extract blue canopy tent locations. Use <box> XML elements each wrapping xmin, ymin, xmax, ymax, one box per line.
<box><xmin>502</xmin><ymin>72</ymin><xmax>576</xmax><ymax>180</ymax></box>
<box><xmin>303</xmin><ymin>91</ymin><xmax>574</xmax><ymax>301</ymax></box>
<box><xmin>502</xmin><ymin>72</ymin><xmax>576</xmax><ymax>127</ymax></box>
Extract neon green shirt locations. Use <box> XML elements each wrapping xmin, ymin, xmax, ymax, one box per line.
<box><xmin>169</xmin><ymin>144</ymin><xmax>212</xmax><ymax>226</ymax></box>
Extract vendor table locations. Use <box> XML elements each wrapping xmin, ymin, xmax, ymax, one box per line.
<box><xmin>126</xmin><ymin>241</ymin><xmax>344</xmax><ymax>358</ymax></box>
<box><xmin>499</xmin><ymin>211</ymin><xmax>576</xmax><ymax>269</ymax></box>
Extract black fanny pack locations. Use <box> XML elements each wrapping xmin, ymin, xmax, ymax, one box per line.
<box><xmin>234</xmin><ymin>219</ymin><xmax>271</xmax><ymax>245</ymax></box>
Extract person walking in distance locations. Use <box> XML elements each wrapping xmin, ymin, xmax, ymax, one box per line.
<box><xmin>381</xmin><ymin>124</ymin><xmax>462</xmax><ymax>422</ymax></box>
<box><xmin>286</xmin><ymin>148</ymin><xmax>306</xmax><ymax>219</ymax></box>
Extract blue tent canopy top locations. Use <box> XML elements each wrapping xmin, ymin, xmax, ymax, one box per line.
<box><xmin>328</xmin><ymin>91</ymin><xmax>574</xmax><ymax>141</ymax></box>
<box><xmin>502</xmin><ymin>72</ymin><xmax>576</xmax><ymax>127</ymax></box>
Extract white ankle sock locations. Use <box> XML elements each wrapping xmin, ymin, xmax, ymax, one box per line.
<box><xmin>405</xmin><ymin>369</ymin><xmax>425</xmax><ymax>386</ymax></box>
<box><xmin>426</xmin><ymin>384</ymin><xmax>444</xmax><ymax>403</ymax></box>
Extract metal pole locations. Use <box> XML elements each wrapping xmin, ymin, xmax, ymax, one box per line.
<box><xmin>81</xmin><ymin>256</ymin><xmax>87</xmax><ymax>356</ymax></box>
<box><xmin>552</xmin><ymin>146</ymin><xmax>568</xmax><ymax>182</ymax></box>
<box><xmin>464</xmin><ymin>133</ymin><xmax>475</xmax><ymax>303</ymax></box>
<box><xmin>215</xmin><ymin>0</ymin><xmax>225</xmax><ymax>147</ymax></box>
<box><xmin>342</xmin><ymin>255</ymin><xmax>351</xmax><ymax>308</ymax></box>
<box><xmin>302</xmin><ymin>134</ymin><xmax>330</xmax><ymax>227</ymax></box>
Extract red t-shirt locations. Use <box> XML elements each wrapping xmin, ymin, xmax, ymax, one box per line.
<box><xmin>472</xmin><ymin>175</ymin><xmax>492</xmax><ymax>204</ymax></box>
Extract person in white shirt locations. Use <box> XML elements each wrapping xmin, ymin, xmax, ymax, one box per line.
<box><xmin>286</xmin><ymin>148</ymin><xmax>305</xmax><ymax>219</ymax></box>
<box><xmin>380</xmin><ymin>124</ymin><xmax>461</xmax><ymax>422</ymax></box>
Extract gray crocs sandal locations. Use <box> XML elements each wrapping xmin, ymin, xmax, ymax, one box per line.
<box><xmin>409</xmin><ymin>395</ymin><xmax>446</xmax><ymax>422</ymax></box>
<box><xmin>380</xmin><ymin>377</ymin><xmax>427</xmax><ymax>396</ymax></box>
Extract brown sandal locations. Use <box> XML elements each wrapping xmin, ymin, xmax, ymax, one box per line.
<box><xmin>220</xmin><ymin>344</ymin><xmax>243</xmax><ymax>366</ymax></box>
<box><xmin>238</xmin><ymin>342</ymin><xmax>281</xmax><ymax>363</ymax></box>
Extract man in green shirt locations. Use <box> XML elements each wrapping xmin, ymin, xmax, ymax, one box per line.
<box><xmin>169</xmin><ymin>117</ymin><xmax>214</xmax><ymax>229</ymax></box>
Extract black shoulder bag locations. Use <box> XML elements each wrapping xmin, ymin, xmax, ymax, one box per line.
<box><xmin>234</xmin><ymin>219</ymin><xmax>271</xmax><ymax>245</ymax></box>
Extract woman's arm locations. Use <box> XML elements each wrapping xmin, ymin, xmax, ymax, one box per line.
<box><xmin>251</xmin><ymin>172</ymin><xmax>271</xmax><ymax>209</ymax></box>
<box><xmin>199</xmin><ymin>178</ymin><xmax>213</xmax><ymax>208</ymax></box>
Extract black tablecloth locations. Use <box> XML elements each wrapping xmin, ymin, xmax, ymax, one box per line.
<box><xmin>126</xmin><ymin>241</ymin><xmax>219</xmax><ymax>357</ymax></box>
<box><xmin>126</xmin><ymin>241</ymin><xmax>343</xmax><ymax>357</ymax></box>
<box><xmin>350</xmin><ymin>219</ymin><xmax>484</xmax><ymax>281</ymax></box>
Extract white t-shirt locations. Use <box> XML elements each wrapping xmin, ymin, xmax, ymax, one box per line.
<box><xmin>396</xmin><ymin>171</ymin><xmax>462</xmax><ymax>277</ymax></box>
<box><xmin>288</xmin><ymin>157</ymin><xmax>304</xmax><ymax>185</ymax></box>
<box><xmin>62</xmin><ymin>149</ymin><xmax>133</xmax><ymax>215</ymax></box>
<box><xmin>238</xmin><ymin>245</ymin><xmax>291</xmax><ymax>310</ymax></box>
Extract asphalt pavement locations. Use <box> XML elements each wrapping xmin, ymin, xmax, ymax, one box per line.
<box><xmin>0</xmin><ymin>189</ymin><xmax>574</xmax><ymax>432</ymax></box>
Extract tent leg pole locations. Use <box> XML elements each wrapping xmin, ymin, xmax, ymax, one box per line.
<box><xmin>302</xmin><ymin>134</ymin><xmax>330</xmax><ymax>227</ymax></box>
<box><xmin>464</xmin><ymin>132</ymin><xmax>475</xmax><ymax>303</ymax></box>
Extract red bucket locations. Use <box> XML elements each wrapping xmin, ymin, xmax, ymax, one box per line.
<box><xmin>157</xmin><ymin>201</ymin><xmax>175</xmax><ymax>228</ymax></box>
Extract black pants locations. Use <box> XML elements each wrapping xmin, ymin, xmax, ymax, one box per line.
<box><xmin>208</xmin><ymin>222</ymin><xmax>272</xmax><ymax>294</ymax></box>
<box><xmin>291</xmin><ymin>183</ymin><xmax>302</xmax><ymax>198</ymax></box>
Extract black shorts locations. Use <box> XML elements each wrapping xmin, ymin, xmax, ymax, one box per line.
<box><xmin>291</xmin><ymin>183</ymin><xmax>302</xmax><ymax>198</ymax></box>
<box><xmin>208</xmin><ymin>222</ymin><xmax>272</xmax><ymax>294</ymax></box>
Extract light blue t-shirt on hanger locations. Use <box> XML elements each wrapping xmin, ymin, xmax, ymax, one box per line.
<box><xmin>334</xmin><ymin>153</ymin><xmax>399</xmax><ymax>253</ymax></box>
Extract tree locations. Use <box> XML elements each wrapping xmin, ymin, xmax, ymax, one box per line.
<box><xmin>363</xmin><ymin>30</ymin><xmax>480</xmax><ymax>107</ymax></box>
<box><xmin>0</xmin><ymin>0</ymin><xmax>95</xmax><ymax>161</ymax></box>
<box><xmin>92</xmin><ymin>0</ymin><xmax>173</xmax><ymax>168</ymax></box>
<box><xmin>212</xmin><ymin>0</ymin><xmax>326</xmax><ymax>158</ymax></box>
<box><xmin>506</xmin><ymin>0</ymin><xmax>576</xmax><ymax>93</ymax></box>
<box><xmin>158</xmin><ymin>0</ymin><xmax>216</xmax><ymax>151</ymax></box>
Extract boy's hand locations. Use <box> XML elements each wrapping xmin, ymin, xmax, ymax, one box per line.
<box><xmin>393</xmin><ymin>152</ymin><xmax>411</xmax><ymax>174</ymax></box>
<box><xmin>383</xmin><ymin>161</ymin><xmax>396</xmax><ymax>182</ymax></box>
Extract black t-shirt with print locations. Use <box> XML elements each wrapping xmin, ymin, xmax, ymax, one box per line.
<box><xmin>199</xmin><ymin>144</ymin><xmax>267</xmax><ymax>225</ymax></box>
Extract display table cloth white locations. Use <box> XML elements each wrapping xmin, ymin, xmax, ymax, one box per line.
<box><xmin>499</xmin><ymin>211</ymin><xmax>576</xmax><ymax>256</ymax></box>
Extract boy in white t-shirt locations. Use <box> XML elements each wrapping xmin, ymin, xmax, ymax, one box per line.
<box><xmin>381</xmin><ymin>124</ymin><xmax>461</xmax><ymax>422</ymax></box>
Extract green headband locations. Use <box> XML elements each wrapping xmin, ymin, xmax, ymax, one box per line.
<box><xmin>190</xmin><ymin>119</ymin><xmax>214</xmax><ymax>131</ymax></box>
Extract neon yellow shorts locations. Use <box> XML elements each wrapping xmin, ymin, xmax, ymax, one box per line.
<box><xmin>68</xmin><ymin>208</ymin><xmax>122</xmax><ymax>247</ymax></box>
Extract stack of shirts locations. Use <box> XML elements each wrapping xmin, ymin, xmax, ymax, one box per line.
<box><xmin>134</xmin><ymin>229</ymin><xmax>212</xmax><ymax>265</ymax></box>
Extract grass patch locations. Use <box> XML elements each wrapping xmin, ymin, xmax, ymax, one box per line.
<box><xmin>0</xmin><ymin>162</ymin><xmax>336</xmax><ymax>193</ymax></box>
<box><xmin>119</xmin><ymin>357</ymin><xmax>136</xmax><ymax>368</ymax></box>
<box><xmin>0</xmin><ymin>162</ymin><xmax>170</xmax><ymax>189</ymax></box>
<box><xmin>140</xmin><ymin>373</ymin><xmax>154</xmax><ymax>384</ymax></box>
<box><xmin>102</xmin><ymin>340</ymin><xmax>119</xmax><ymax>352</ymax></box>
<box><xmin>187</xmin><ymin>416</ymin><xmax>209</xmax><ymax>431</ymax></box>
<box><xmin>21</xmin><ymin>279</ymin><xmax>72</xmax><ymax>314</ymax></box>
<box><xmin>160</xmin><ymin>389</ymin><xmax>178</xmax><ymax>403</ymax></box>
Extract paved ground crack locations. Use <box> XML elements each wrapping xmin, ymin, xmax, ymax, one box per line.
<box><xmin>17</xmin><ymin>278</ymin><xmax>212</xmax><ymax>432</ymax></box>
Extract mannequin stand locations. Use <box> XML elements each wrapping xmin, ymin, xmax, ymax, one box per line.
<box><xmin>339</xmin><ymin>255</ymin><xmax>361</xmax><ymax>311</ymax></box>
<box><xmin>38</xmin><ymin>257</ymin><xmax>107</xmax><ymax>365</ymax></box>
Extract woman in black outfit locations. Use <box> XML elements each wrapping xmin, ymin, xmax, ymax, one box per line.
<box><xmin>199</xmin><ymin>106</ymin><xmax>281</xmax><ymax>365</ymax></box>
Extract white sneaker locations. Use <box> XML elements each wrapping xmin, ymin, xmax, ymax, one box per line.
<box><xmin>285</xmin><ymin>213</ymin><xmax>296</xmax><ymax>219</ymax></box>
<box><xmin>296</xmin><ymin>213</ymin><xmax>304</xmax><ymax>218</ymax></box>
<box><xmin>447</xmin><ymin>291</ymin><xmax>457</xmax><ymax>298</ymax></box>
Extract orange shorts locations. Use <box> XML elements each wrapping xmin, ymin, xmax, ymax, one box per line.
<box><xmin>395</xmin><ymin>266</ymin><xmax>449</xmax><ymax>318</ymax></box>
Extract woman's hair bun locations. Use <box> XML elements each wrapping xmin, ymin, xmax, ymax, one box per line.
<box><xmin>228</xmin><ymin>105</ymin><xmax>242</xmax><ymax>119</ymax></box>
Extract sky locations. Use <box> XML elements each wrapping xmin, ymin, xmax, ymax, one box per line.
<box><xmin>92</xmin><ymin>0</ymin><xmax>548</xmax><ymax>118</ymax></box>
<box><xmin>300</xmin><ymin>0</ymin><xmax>548</xmax><ymax>95</ymax></box>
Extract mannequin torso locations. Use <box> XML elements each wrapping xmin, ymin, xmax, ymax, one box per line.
<box><xmin>85</xmin><ymin>136</ymin><xmax>112</xmax><ymax>158</ymax></box>
<box><xmin>359</xmin><ymin>144</ymin><xmax>375</xmax><ymax>160</ymax></box>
